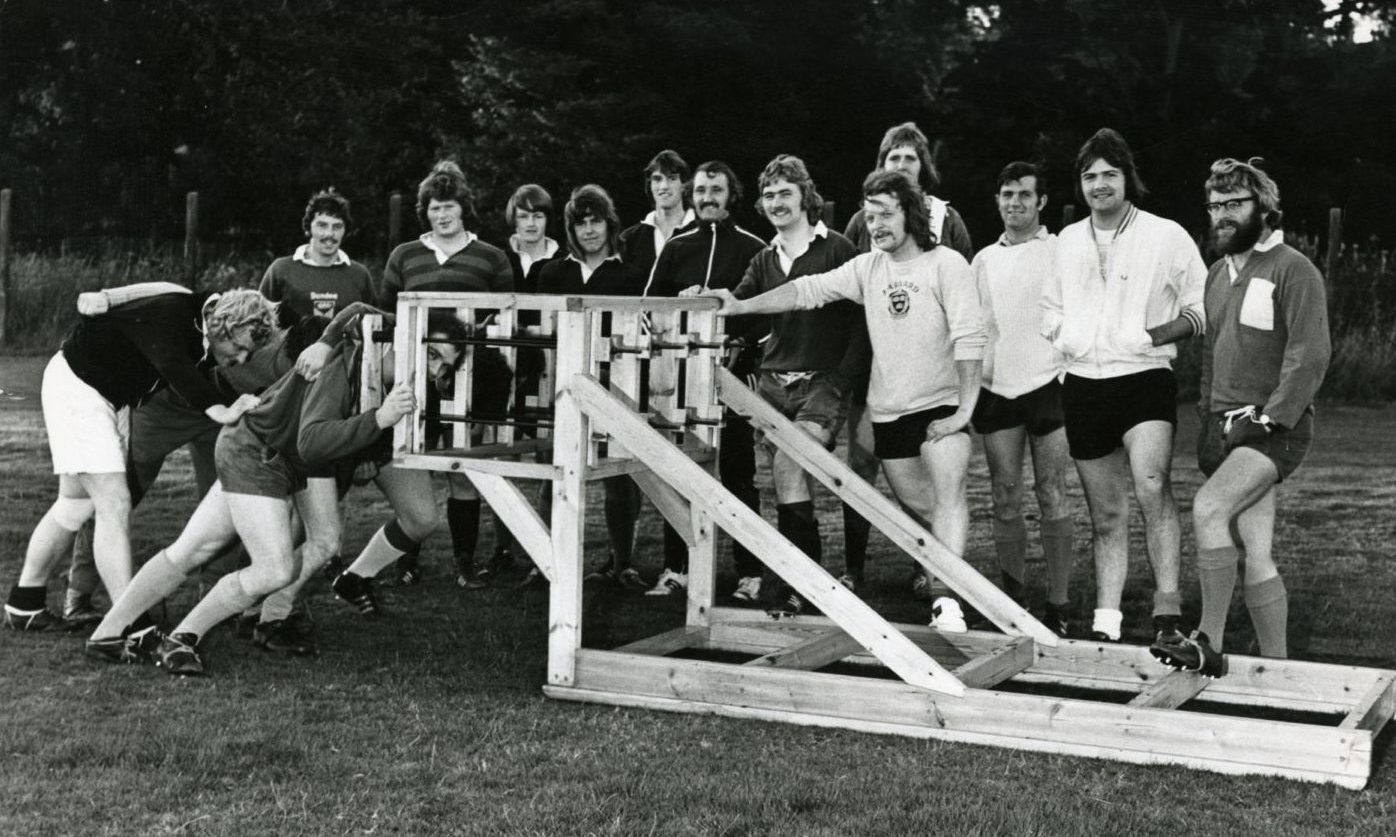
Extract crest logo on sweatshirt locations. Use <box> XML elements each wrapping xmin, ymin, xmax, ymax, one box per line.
<box><xmin>311</xmin><ymin>291</ymin><xmax>339</xmax><ymax>318</ymax></box>
<box><xmin>884</xmin><ymin>279</ymin><xmax>919</xmax><ymax>319</ymax></box>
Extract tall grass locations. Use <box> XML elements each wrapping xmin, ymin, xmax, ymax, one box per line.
<box><xmin>1</xmin><ymin>244</ymin><xmax>275</xmax><ymax>352</ymax></box>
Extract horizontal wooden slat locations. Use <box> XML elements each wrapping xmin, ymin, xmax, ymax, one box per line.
<box><xmin>746</xmin><ymin>630</ymin><xmax>865</xmax><ymax>671</ymax></box>
<box><xmin>558</xmin><ymin>650</ymin><xmax>1373</xmax><ymax>789</ymax></box>
<box><xmin>1128</xmin><ymin>671</ymin><xmax>1209</xmax><ymax>709</ymax></box>
<box><xmin>400</xmin><ymin>291</ymin><xmax>719</xmax><ymax>314</ymax></box>
<box><xmin>952</xmin><ymin>637</ymin><xmax>1036</xmax><ymax>689</ymax></box>
<box><xmin>614</xmin><ymin>627</ymin><xmax>709</xmax><ymax>657</ymax></box>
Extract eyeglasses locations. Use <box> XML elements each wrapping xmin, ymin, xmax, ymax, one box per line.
<box><xmin>1204</xmin><ymin>195</ymin><xmax>1257</xmax><ymax>214</ymax></box>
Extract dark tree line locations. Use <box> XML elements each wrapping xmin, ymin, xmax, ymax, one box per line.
<box><xmin>1</xmin><ymin>0</ymin><xmax>1391</xmax><ymax>258</ymax></box>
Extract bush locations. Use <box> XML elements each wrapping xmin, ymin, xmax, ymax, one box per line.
<box><xmin>2</xmin><ymin>244</ymin><xmax>275</xmax><ymax>352</ymax></box>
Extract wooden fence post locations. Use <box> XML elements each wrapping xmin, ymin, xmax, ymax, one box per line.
<box><xmin>1326</xmin><ymin>207</ymin><xmax>1343</xmax><ymax>283</ymax></box>
<box><xmin>388</xmin><ymin>192</ymin><xmax>403</xmax><ymax>256</ymax></box>
<box><xmin>184</xmin><ymin>191</ymin><xmax>200</xmax><ymax>286</ymax></box>
<box><xmin>0</xmin><ymin>188</ymin><xmax>11</xmax><ymax>344</ymax></box>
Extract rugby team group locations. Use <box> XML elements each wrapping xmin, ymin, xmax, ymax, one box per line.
<box><xmin>2</xmin><ymin>121</ymin><xmax>1330</xmax><ymax>681</ymax></box>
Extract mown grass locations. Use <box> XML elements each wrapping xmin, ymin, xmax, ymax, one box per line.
<box><xmin>2</xmin><ymin>354</ymin><xmax>1395</xmax><ymax>835</ymax></box>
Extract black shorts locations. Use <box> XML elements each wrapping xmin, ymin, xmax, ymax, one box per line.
<box><xmin>872</xmin><ymin>405</ymin><xmax>964</xmax><ymax>460</ymax></box>
<box><xmin>755</xmin><ymin>370</ymin><xmax>847</xmax><ymax>436</ymax></box>
<box><xmin>972</xmin><ymin>379</ymin><xmax>1065</xmax><ymax>437</ymax></box>
<box><xmin>1062</xmin><ymin>369</ymin><xmax>1176</xmax><ymax>461</ymax></box>
<box><xmin>1197</xmin><ymin>406</ymin><xmax>1314</xmax><ymax>482</ymax></box>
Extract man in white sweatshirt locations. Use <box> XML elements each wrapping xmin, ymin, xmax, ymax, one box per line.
<box><xmin>699</xmin><ymin>169</ymin><xmax>986</xmax><ymax>633</ymax></box>
<box><xmin>1040</xmin><ymin>128</ymin><xmax>1205</xmax><ymax>645</ymax></box>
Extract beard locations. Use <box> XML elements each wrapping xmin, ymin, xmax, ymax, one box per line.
<box><xmin>1212</xmin><ymin>212</ymin><xmax>1264</xmax><ymax>255</ymax></box>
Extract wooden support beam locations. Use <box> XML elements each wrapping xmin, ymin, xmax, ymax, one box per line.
<box><xmin>463</xmin><ymin>471</ymin><xmax>555</xmax><ymax>583</ymax></box>
<box><xmin>614</xmin><ymin>627</ymin><xmax>708</xmax><ymax>657</ymax></box>
<box><xmin>398</xmin><ymin>291</ymin><xmax>719</xmax><ymax>315</ymax></box>
<box><xmin>556</xmin><ymin>650</ymin><xmax>1375</xmax><ymax>789</ymax></box>
<box><xmin>687</xmin><ymin>506</ymin><xmax>716</xmax><ymax>629</ymax></box>
<box><xmin>746</xmin><ymin>629</ymin><xmax>864</xmax><ymax>671</ymax></box>
<box><xmin>394</xmin><ymin>453</ymin><xmax>558</xmax><ymax>480</ymax></box>
<box><xmin>1128</xmin><ymin>671</ymin><xmax>1208</xmax><ymax>710</ymax></box>
<box><xmin>717</xmin><ymin>368</ymin><xmax>1057</xmax><ymax>647</ymax></box>
<box><xmin>1339</xmin><ymin>672</ymin><xmax>1396</xmax><ymax>733</ymax></box>
<box><xmin>572</xmin><ymin>373</ymin><xmax>965</xmax><ymax>696</ymax></box>
<box><xmin>631</xmin><ymin>470</ymin><xmax>695</xmax><ymax>547</ymax></box>
<box><xmin>585</xmin><ymin>456</ymin><xmax>653</xmax><ymax>480</ymax></box>
<box><xmin>547</xmin><ymin>311</ymin><xmax>591</xmax><ymax>688</ymax></box>
<box><xmin>952</xmin><ymin>637</ymin><xmax>1035</xmax><ymax>689</ymax></box>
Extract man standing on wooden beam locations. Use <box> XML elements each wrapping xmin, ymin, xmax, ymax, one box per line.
<box><xmin>1151</xmin><ymin>158</ymin><xmax>1330</xmax><ymax>677</ymax></box>
<box><xmin>696</xmin><ymin>169</ymin><xmax>986</xmax><ymax>633</ymax></box>
<box><xmin>644</xmin><ymin>160</ymin><xmax>767</xmax><ymax>598</ymax></box>
<box><xmin>718</xmin><ymin>154</ymin><xmax>862</xmax><ymax>613</ymax></box>
<box><xmin>1040</xmin><ymin>128</ymin><xmax>1205</xmax><ymax>645</ymax></box>
<box><xmin>970</xmin><ymin>161</ymin><xmax>1074</xmax><ymax>635</ymax></box>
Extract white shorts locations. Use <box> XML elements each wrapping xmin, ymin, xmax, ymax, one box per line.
<box><xmin>40</xmin><ymin>351</ymin><xmax>129</xmax><ymax>475</ymax></box>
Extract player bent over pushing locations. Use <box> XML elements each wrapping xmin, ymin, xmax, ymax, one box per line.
<box><xmin>700</xmin><ymin>169</ymin><xmax>986</xmax><ymax>632</ymax></box>
<box><xmin>5</xmin><ymin>288</ymin><xmax>272</xmax><ymax>632</ymax></box>
<box><xmin>1151</xmin><ymin>158</ymin><xmax>1330</xmax><ymax>677</ymax></box>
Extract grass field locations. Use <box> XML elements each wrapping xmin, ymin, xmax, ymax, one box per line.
<box><xmin>2</xmin><ymin>353</ymin><xmax>1395</xmax><ymax>836</ymax></box>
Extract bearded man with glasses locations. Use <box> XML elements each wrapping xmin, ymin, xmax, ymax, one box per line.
<box><xmin>1150</xmin><ymin>157</ymin><xmax>1331</xmax><ymax>677</ymax></box>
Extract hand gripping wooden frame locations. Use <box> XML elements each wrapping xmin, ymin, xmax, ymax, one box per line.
<box><xmin>367</xmin><ymin>292</ymin><xmax>1395</xmax><ymax>789</ymax></box>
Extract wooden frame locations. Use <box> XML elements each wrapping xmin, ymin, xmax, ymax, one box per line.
<box><xmin>383</xmin><ymin>292</ymin><xmax>1395</xmax><ymax>789</ymax></box>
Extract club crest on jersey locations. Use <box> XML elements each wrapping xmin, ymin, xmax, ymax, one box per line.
<box><xmin>884</xmin><ymin>279</ymin><xmax>918</xmax><ymax>319</ymax></box>
<box><xmin>311</xmin><ymin>291</ymin><xmax>339</xmax><ymax>318</ymax></box>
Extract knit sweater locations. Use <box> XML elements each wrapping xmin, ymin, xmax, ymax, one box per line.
<box><xmin>259</xmin><ymin>247</ymin><xmax>377</xmax><ymax>324</ymax></box>
<box><xmin>61</xmin><ymin>292</ymin><xmax>224</xmax><ymax>411</ymax></box>
<box><xmin>379</xmin><ymin>233</ymin><xmax>514</xmax><ymax>311</ymax></box>
<box><xmin>843</xmin><ymin>197</ymin><xmax>975</xmax><ymax>263</ymax></box>
<box><xmin>1041</xmin><ymin>205</ymin><xmax>1205</xmax><ymax>379</ymax></box>
<box><xmin>791</xmin><ymin>247</ymin><xmax>986</xmax><ymax>422</ymax></box>
<box><xmin>971</xmin><ymin>227</ymin><xmax>1063</xmax><ymax>399</ymax></box>
<box><xmin>733</xmin><ymin>224</ymin><xmax>865</xmax><ymax>376</ymax></box>
<box><xmin>1200</xmin><ymin>234</ymin><xmax>1330</xmax><ymax>428</ymax></box>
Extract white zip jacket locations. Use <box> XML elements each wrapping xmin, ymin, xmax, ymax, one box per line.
<box><xmin>1040</xmin><ymin>205</ymin><xmax>1205</xmax><ymax>379</ymax></box>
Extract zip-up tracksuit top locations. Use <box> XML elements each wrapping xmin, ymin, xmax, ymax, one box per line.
<box><xmin>1200</xmin><ymin>237</ymin><xmax>1330</xmax><ymax>429</ymax></box>
<box><xmin>619</xmin><ymin>208</ymin><xmax>695</xmax><ymax>286</ymax></box>
<box><xmin>1040</xmin><ymin>206</ymin><xmax>1206</xmax><ymax>379</ymax></box>
<box><xmin>646</xmin><ymin>217</ymin><xmax>768</xmax><ymax>360</ymax></box>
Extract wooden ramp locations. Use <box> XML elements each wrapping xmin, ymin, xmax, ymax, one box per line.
<box><xmin>380</xmin><ymin>293</ymin><xmax>1396</xmax><ymax>790</ymax></box>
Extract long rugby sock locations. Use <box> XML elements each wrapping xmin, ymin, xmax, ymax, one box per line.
<box><xmin>841</xmin><ymin>504</ymin><xmax>870</xmax><ymax>582</ymax></box>
<box><xmin>1040</xmin><ymin>516</ymin><xmax>1074</xmax><ymax>606</ymax></box>
<box><xmin>448</xmin><ymin>498</ymin><xmax>482</xmax><ymax>563</ymax></box>
<box><xmin>1244</xmin><ymin>575</ymin><xmax>1288</xmax><ymax>658</ymax></box>
<box><xmin>66</xmin><ymin>523</ymin><xmax>100</xmax><ymax>597</ymax></box>
<box><xmin>777</xmin><ymin>502</ymin><xmax>823</xmax><ymax>565</ymax></box>
<box><xmin>1153</xmin><ymin>589</ymin><xmax>1182</xmax><ymax>618</ymax></box>
<box><xmin>1197</xmin><ymin>546</ymin><xmax>1241</xmax><ymax>648</ymax></box>
<box><xmin>178</xmin><ymin>570</ymin><xmax>259</xmax><ymax>640</ymax></box>
<box><xmin>346</xmin><ymin>520</ymin><xmax>421</xmax><ymax>579</ymax></box>
<box><xmin>7</xmin><ymin>585</ymin><xmax>47</xmax><ymax>612</ymax></box>
<box><xmin>993</xmin><ymin>518</ymin><xmax>1028</xmax><ymax>603</ymax></box>
<box><xmin>90</xmin><ymin>550</ymin><xmax>186</xmax><ymax>640</ymax></box>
